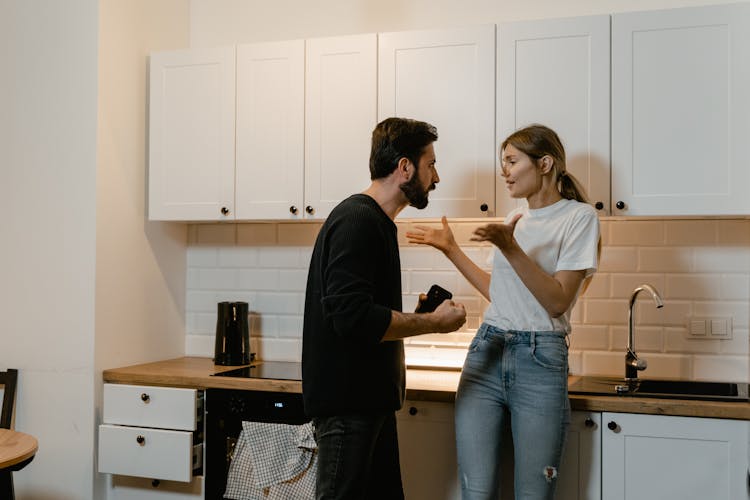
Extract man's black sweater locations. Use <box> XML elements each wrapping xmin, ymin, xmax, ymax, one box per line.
<box><xmin>302</xmin><ymin>194</ymin><xmax>405</xmax><ymax>417</ymax></box>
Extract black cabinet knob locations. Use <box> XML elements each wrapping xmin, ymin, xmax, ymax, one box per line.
<box><xmin>408</xmin><ymin>406</ymin><xmax>418</xmax><ymax>416</ymax></box>
<box><xmin>305</xmin><ymin>206</ymin><xmax>314</xmax><ymax>215</ymax></box>
<box><xmin>289</xmin><ymin>206</ymin><xmax>298</xmax><ymax>215</ymax></box>
<box><xmin>480</xmin><ymin>203</ymin><xmax>488</xmax><ymax>212</ymax></box>
<box><xmin>607</xmin><ymin>421</ymin><xmax>618</xmax><ymax>431</ymax></box>
<box><xmin>136</xmin><ymin>435</ymin><xmax>146</xmax><ymax>445</ymax></box>
<box><xmin>615</xmin><ymin>201</ymin><xmax>625</xmax><ymax>210</ymax></box>
<box><xmin>594</xmin><ymin>201</ymin><xmax>604</xmax><ymax>210</ymax></box>
<box><xmin>585</xmin><ymin>417</ymin><xmax>595</xmax><ymax>428</ymax></box>
<box><xmin>221</xmin><ymin>206</ymin><xmax>230</xmax><ymax>215</ymax></box>
<box><xmin>140</xmin><ymin>393</ymin><xmax>150</xmax><ymax>403</ymax></box>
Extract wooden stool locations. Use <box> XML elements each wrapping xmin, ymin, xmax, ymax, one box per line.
<box><xmin>0</xmin><ymin>429</ymin><xmax>37</xmax><ymax>499</ymax></box>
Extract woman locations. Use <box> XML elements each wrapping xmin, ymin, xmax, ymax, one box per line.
<box><xmin>406</xmin><ymin>124</ymin><xmax>600</xmax><ymax>499</ymax></box>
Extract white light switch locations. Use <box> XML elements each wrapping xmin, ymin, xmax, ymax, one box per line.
<box><xmin>686</xmin><ymin>316</ymin><xmax>732</xmax><ymax>339</ymax></box>
<box><xmin>689</xmin><ymin>319</ymin><xmax>707</xmax><ymax>337</ymax></box>
<box><xmin>709</xmin><ymin>317</ymin><xmax>732</xmax><ymax>339</ymax></box>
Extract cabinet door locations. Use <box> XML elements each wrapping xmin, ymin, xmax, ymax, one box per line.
<box><xmin>235</xmin><ymin>40</ymin><xmax>305</xmax><ymax>220</ymax></box>
<box><xmin>557</xmin><ymin>411</ymin><xmax>602</xmax><ymax>500</ymax></box>
<box><xmin>379</xmin><ymin>25</ymin><xmax>496</xmax><ymax>219</ymax></box>
<box><xmin>304</xmin><ymin>34</ymin><xmax>377</xmax><ymax>220</ymax></box>
<box><xmin>498</xmin><ymin>15</ymin><xmax>610</xmax><ymax>216</ymax></box>
<box><xmin>397</xmin><ymin>400</ymin><xmax>461</xmax><ymax>500</ymax></box>
<box><xmin>602</xmin><ymin>412</ymin><xmax>749</xmax><ymax>500</ymax></box>
<box><xmin>612</xmin><ymin>4</ymin><xmax>750</xmax><ymax>215</ymax></box>
<box><xmin>499</xmin><ymin>410</ymin><xmax>602</xmax><ymax>499</ymax></box>
<box><xmin>148</xmin><ymin>47</ymin><xmax>236</xmax><ymax>221</ymax></box>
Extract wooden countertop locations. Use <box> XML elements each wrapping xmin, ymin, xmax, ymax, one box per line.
<box><xmin>102</xmin><ymin>357</ymin><xmax>750</xmax><ymax>420</ymax></box>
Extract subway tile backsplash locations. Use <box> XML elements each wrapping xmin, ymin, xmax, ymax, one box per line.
<box><xmin>186</xmin><ymin>219</ymin><xmax>750</xmax><ymax>382</ymax></box>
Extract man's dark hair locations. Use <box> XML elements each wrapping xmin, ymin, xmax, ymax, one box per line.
<box><xmin>369</xmin><ymin>117</ymin><xmax>438</xmax><ymax>180</ymax></box>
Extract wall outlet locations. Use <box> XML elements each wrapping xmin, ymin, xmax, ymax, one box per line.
<box><xmin>686</xmin><ymin>316</ymin><xmax>733</xmax><ymax>339</ymax></box>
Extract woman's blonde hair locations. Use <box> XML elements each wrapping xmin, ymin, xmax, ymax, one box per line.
<box><xmin>501</xmin><ymin>124</ymin><xmax>589</xmax><ymax>204</ymax></box>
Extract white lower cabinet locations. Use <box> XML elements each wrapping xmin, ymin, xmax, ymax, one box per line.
<box><xmin>498</xmin><ymin>410</ymin><xmax>601</xmax><ymax>499</ymax></box>
<box><xmin>397</xmin><ymin>404</ymin><xmax>599</xmax><ymax>500</ymax></box>
<box><xmin>397</xmin><ymin>405</ymin><xmax>749</xmax><ymax>500</ymax></box>
<box><xmin>397</xmin><ymin>400</ymin><xmax>461</xmax><ymax>500</ymax></box>
<box><xmin>557</xmin><ymin>411</ymin><xmax>602</xmax><ymax>500</ymax></box>
<box><xmin>99</xmin><ymin>384</ymin><xmax>204</xmax><ymax>497</ymax></box>
<box><xmin>602</xmin><ymin>412</ymin><xmax>749</xmax><ymax>500</ymax></box>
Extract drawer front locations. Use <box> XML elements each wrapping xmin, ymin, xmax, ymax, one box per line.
<box><xmin>103</xmin><ymin>384</ymin><xmax>197</xmax><ymax>430</ymax></box>
<box><xmin>98</xmin><ymin>424</ymin><xmax>199</xmax><ymax>482</ymax></box>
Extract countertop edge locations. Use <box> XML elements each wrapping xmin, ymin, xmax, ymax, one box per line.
<box><xmin>102</xmin><ymin>357</ymin><xmax>750</xmax><ymax>420</ymax></box>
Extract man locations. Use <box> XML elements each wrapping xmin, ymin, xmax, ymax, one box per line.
<box><xmin>302</xmin><ymin>117</ymin><xmax>467</xmax><ymax>499</ymax></box>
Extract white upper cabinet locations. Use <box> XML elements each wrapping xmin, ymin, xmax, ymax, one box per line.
<box><xmin>379</xmin><ymin>25</ymin><xmax>497</xmax><ymax>219</ymax></box>
<box><xmin>611</xmin><ymin>3</ymin><xmax>750</xmax><ymax>215</ymax></box>
<box><xmin>498</xmin><ymin>15</ymin><xmax>610</xmax><ymax>216</ymax></box>
<box><xmin>305</xmin><ymin>34</ymin><xmax>378</xmax><ymax>219</ymax></box>
<box><xmin>234</xmin><ymin>40</ymin><xmax>305</xmax><ymax>220</ymax></box>
<box><xmin>148</xmin><ymin>47</ymin><xmax>236</xmax><ymax>221</ymax></box>
<box><xmin>149</xmin><ymin>4</ymin><xmax>750</xmax><ymax>221</ymax></box>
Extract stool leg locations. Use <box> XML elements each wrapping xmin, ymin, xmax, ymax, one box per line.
<box><xmin>0</xmin><ymin>470</ymin><xmax>14</xmax><ymax>500</ymax></box>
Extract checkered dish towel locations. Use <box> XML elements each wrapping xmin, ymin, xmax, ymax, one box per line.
<box><xmin>224</xmin><ymin>420</ymin><xmax>317</xmax><ymax>500</ymax></box>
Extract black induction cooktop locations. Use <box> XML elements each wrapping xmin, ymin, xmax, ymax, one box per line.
<box><xmin>212</xmin><ymin>361</ymin><xmax>302</xmax><ymax>381</ymax></box>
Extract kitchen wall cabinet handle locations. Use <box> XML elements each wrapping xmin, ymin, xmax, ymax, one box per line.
<box><xmin>289</xmin><ymin>206</ymin><xmax>298</xmax><ymax>215</ymax></box>
<box><xmin>136</xmin><ymin>435</ymin><xmax>146</xmax><ymax>445</ymax></box>
<box><xmin>594</xmin><ymin>201</ymin><xmax>604</xmax><ymax>210</ymax></box>
<box><xmin>305</xmin><ymin>206</ymin><xmax>314</xmax><ymax>215</ymax></box>
<box><xmin>615</xmin><ymin>201</ymin><xmax>625</xmax><ymax>210</ymax></box>
<box><xmin>607</xmin><ymin>421</ymin><xmax>618</xmax><ymax>432</ymax></box>
<box><xmin>140</xmin><ymin>393</ymin><xmax>150</xmax><ymax>403</ymax></box>
<box><xmin>480</xmin><ymin>203</ymin><xmax>488</xmax><ymax>212</ymax></box>
<box><xmin>408</xmin><ymin>406</ymin><xmax>418</xmax><ymax>416</ymax></box>
<box><xmin>221</xmin><ymin>206</ymin><xmax>230</xmax><ymax>215</ymax></box>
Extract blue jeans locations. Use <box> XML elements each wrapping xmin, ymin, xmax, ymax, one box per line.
<box><xmin>312</xmin><ymin>412</ymin><xmax>404</xmax><ymax>500</ymax></box>
<box><xmin>456</xmin><ymin>323</ymin><xmax>570</xmax><ymax>500</ymax></box>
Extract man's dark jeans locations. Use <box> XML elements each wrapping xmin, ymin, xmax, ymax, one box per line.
<box><xmin>312</xmin><ymin>412</ymin><xmax>405</xmax><ymax>500</ymax></box>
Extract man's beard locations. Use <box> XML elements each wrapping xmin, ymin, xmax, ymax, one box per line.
<box><xmin>400</xmin><ymin>174</ymin><xmax>434</xmax><ymax>209</ymax></box>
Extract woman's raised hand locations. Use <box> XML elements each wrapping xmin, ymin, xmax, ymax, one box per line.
<box><xmin>471</xmin><ymin>213</ymin><xmax>522</xmax><ymax>250</ymax></box>
<box><xmin>405</xmin><ymin>216</ymin><xmax>457</xmax><ymax>254</ymax></box>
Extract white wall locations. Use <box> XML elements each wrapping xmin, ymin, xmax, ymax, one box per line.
<box><xmin>189</xmin><ymin>0</ymin><xmax>735</xmax><ymax>46</ymax></box>
<box><xmin>1</xmin><ymin>1</ymin><xmax>191</xmax><ymax>498</ymax></box>
<box><xmin>95</xmin><ymin>0</ymin><xmax>190</xmax><ymax>498</ymax></box>
<box><xmin>0</xmin><ymin>1</ymin><xmax>99</xmax><ymax>498</ymax></box>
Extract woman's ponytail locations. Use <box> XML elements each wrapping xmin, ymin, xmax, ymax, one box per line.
<box><xmin>558</xmin><ymin>170</ymin><xmax>589</xmax><ymax>204</ymax></box>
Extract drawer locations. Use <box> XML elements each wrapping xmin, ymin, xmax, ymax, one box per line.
<box><xmin>98</xmin><ymin>424</ymin><xmax>202</xmax><ymax>482</ymax></box>
<box><xmin>103</xmin><ymin>384</ymin><xmax>198</xmax><ymax>430</ymax></box>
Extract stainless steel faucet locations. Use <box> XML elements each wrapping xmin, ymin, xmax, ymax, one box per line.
<box><xmin>626</xmin><ymin>284</ymin><xmax>664</xmax><ymax>381</ymax></box>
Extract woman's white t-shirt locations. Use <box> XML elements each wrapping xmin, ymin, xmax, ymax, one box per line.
<box><xmin>482</xmin><ymin>198</ymin><xmax>600</xmax><ymax>334</ymax></box>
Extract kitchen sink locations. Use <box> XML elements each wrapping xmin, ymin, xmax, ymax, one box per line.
<box><xmin>568</xmin><ymin>376</ymin><xmax>749</xmax><ymax>402</ymax></box>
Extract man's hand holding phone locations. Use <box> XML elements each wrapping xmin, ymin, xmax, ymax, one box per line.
<box><xmin>415</xmin><ymin>284</ymin><xmax>453</xmax><ymax>313</ymax></box>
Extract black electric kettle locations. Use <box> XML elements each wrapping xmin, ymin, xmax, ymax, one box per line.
<box><xmin>214</xmin><ymin>301</ymin><xmax>252</xmax><ymax>366</ymax></box>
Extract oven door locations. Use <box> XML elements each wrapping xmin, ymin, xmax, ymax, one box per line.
<box><xmin>204</xmin><ymin>389</ymin><xmax>308</xmax><ymax>500</ymax></box>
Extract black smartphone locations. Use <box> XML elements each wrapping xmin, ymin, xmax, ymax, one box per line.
<box><xmin>415</xmin><ymin>284</ymin><xmax>453</xmax><ymax>313</ymax></box>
